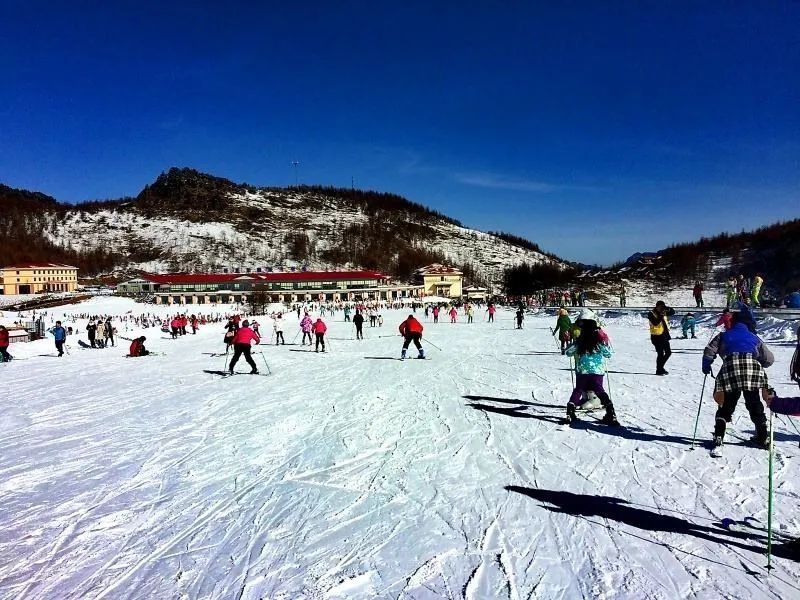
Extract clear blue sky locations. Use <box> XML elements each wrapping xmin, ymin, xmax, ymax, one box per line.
<box><xmin>1</xmin><ymin>2</ymin><xmax>798</xmax><ymax>265</ymax></box>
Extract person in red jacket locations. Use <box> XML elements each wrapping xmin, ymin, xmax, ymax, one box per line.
<box><xmin>715</xmin><ymin>308</ymin><xmax>734</xmax><ymax>331</ymax></box>
<box><xmin>449</xmin><ymin>307</ymin><xmax>458</xmax><ymax>323</ymax></box>
<box><xmin>399</xmin><ymin>314</ymin><xmax>425</xmax><ymax>359</ymax></box>
<box><xmin>170</xmin><ymin>316</ymin><xmax>181</xmax><ymax>339</ymax></box>
<box><xmin>313</xmin><ymin>318</ymin><xmax>327</xmax><ymax>353</ymax></box>
<box><xmin>0</xmin><ymin>325</ymin><xmax>12</xmax><ymax>362</ymax></box>
<box><xmin>229</xmin><ymin>320</ymin><xmax>260</xmax><ymax>374</ymax></box>
<box><xmin>129</xmin><ymin>336</ymin><xmax>149</xmax><ymax>357</ymax></box>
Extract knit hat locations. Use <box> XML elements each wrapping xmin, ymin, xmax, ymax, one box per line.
<box><xmin>578</xmin><ymin>308</ymin><xmax>598</xmax><ymax>323</ymax></box>
<box><xmin>733</xmin><ymin>304</ymin><xmax>757</xmax><ymax>333</ymax></box>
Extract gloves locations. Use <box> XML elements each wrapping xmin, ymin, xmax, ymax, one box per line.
<box><xmin>702</xmin><ymin>359</ymin><xmax>712</xmax><ymax>375</ymax></box>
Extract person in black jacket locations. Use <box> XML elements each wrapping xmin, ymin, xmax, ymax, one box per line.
<box><xmin>648</xmin><ymin>301</ymin><xmax>675</xmax><ymax>375</ymax></box>
<box><xmin>87</xmin><ymin>320</ymin><xmax>98</xmax><ymax>348</ymax></box>
<box><xmin>352</xmin><ymin>310</ymin><xmax>365</xmax><ymax>340</ymax></box>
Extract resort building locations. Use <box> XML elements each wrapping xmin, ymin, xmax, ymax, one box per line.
<box><xmin>0</xmin><ymin>263</ymin><xmax>79</xmax><ymax>295</ymax></box>
<box><xmin>117</xmin><ymin>270</ymin><xmax>424</xmax><ymax>305</ymax></box>
<box><xmin>416</xmin><ymin>264</ymin><xmax>464</xmax><ymax>299</ymax></box>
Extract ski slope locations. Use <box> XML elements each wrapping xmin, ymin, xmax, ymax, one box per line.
<box><xmin>1</xmin><ymin>298</ymin><xmax>800</xmax><ymax>599</ymax></box>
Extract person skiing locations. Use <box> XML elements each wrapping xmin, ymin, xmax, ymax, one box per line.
<box><xmin>553</xmin><ymin>308</ymin><xmax>572</xmax><ymax>355</ymax></box>
<box><xmin>87</xmin><ymin>320</ymin><xmax>97</xmax><ymax>348</ymax></box>
<box><xmin>466</xmin><ymin>304</ymin><xmax>475</xmax><ymax>323</ymax></box>
<box><xmin>300</xmin><ymin>312</ymin><xmax>313</xmax><ymax>345</ymax></box>
<box><xmin>715</xmin><ymin>308</ymin><xmax>733</xmax><ymax>330</ymax></box>
<box><xmin>399</xmin><ymin>314</ymin><xmax>425</xmax><ymax>360</ymax></box>
<box><xmin>229</xmin><ymin>320</ymin><xmax>260</xmax><ymax>374</ymax></box>
<box><xmin>449</xmin><ymin>306</ymin><xmax>458</xmax><ymax>323</ymax></box>
<box><xmin>0</xmin><ymin>325</ymin><xmax>12</xmax><ymax>362</ymax></box>
<box><xmin>681</xmin><ymin>313</ymin><xmax>697</xmax><ymax>339</ymax></box>
<box><xmin>564</xmin><ymin>318</ymin><xmax>618</xmax><ymax>426</ymax></box>
<box><xmin>50</xmin><ymin>320</ymin><xmax>67</xmax><ymax>356</ymax></box>
<box><xmin>180</xmin><ymin>314</ymin><xmax>188</xmax><ymax>336</ymax></box>
<box><xmin>369</xmin><ymin>308</ymin><xmax>378</xmax><ymax>327</ymax></box>
<box><xmin>648</xmin><ymin>300</ymin><xmax>675</xmax><ymax>375</ymax></box>
<box><xmin>190</xmin><ymin>314</ymin><xmax>199</xmax><ymax>334</ymax></box>
<box><xmin>343</xmin><ymin>306</ymin><xmax>351</xmax><ymax>322</ymax></box>
<box><xmin>751</xmin><ymin>274</ymin><xmax>764</xmax><ymax>307</ymax></box>
<box><xmin>170</xmin><ymin>316</ymin><xmax>181</xmax><ymax>339</ymax></box>
<box><xmin>273</xmin><ymin>313</ymin><xmax>285</xmax><ymax>345</ymax></box>
<box><xmin>515</xmin><ymin>308</ymin><xmax>524</xmax><ymax>329</ymax></box>
<box><xmin>129</xmin><ymin>336</ymin><xmax>149</xmax><ymax>357</ymax></box>
<box><xmin>104</xmin><ymin>317</ymin><xmax>115</xmax><ymax>347</ymax></box>
<box><xmin>487</xmin><ymin>303</ymin><xmax>496</xmax><ymax>323</ymax></box>
<box><xmin>693</xmin><ymin>282</ymin><xmax>704</xmax><ymax>308</ymax></box>
<box><xmin>353</xmin><ymin>310</ymin><xmax>365</xmax><ymax>340</ymax></box>
<box><xmin>223</xmin><ymin>318</ymin><xmax>237</xmax><ymax>350</ymax></box>
<box><xmin>702</xmin><ymin>305</ymin><xmax>774</xmax><ymax>451</ymax></box>
<box><xmin>432</xmin><ymin>305</ymin><xmax>440</xmax><ymax>324</ymax></box>
<box><xmin>313</xmin><ymin>318</ymin><xmax>327</xmax><ymax>353</ymax></box>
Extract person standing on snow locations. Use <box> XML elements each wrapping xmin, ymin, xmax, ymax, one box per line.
<box><xmin>725</xmin><ymin>278</ymin><xmax>737</xmax><ymax>309</ymax></box>
<box><xmin>693</xmin><ymin>281</ymin><xmax>704</xmax><ymax>308</ymax></box>
<box><xmin>229</xmin><ymin>320</ymin><xmax>260</xmax><ymax>374</ymax></box>
<box><xmin>449</xmin><ymin>306</ymin><xmax>458</xmax><ymax>323</ymax></box>
<box><xmin>300</xmin><ymin>312</ymin><xmax>313</xmax><ymax>345</ymax></box>
<box><xmin>467</xmin><ymin>304</ymin><xmax>475</xmax><ymax>323</ymax></box>
<box><xmin>190</xmin><ymin>314</ymin><xmax>199</xmax><ymax>334</ymax></box>
<box><xmin>487</xmin><ymin>303</ymin><xmax>496</xmax><ymax>323</ymax></box>
<box><xmin>353</xmin><ymin>310</ymin><xmax>365</xmax><ymax>340</ymax></box>
<box><xmin>515</xmin><ymin>308</ymin><xmax>524</xmax><ymax>329</ymax></box>
<box><xmin>619</xmin><ymin>285</ymin><xmax>627</xmax><ymax>307</ymax></box>
<box><xmin>313</xmin><ymin>318</ymin><xmax>327</xmax><ymax>352</ymax></box>
<box><xmin>564</xmin><ymin>318</ymin><xmax>618</xmax><ymax>426</ymax></box>
<box><xmin>553</xmin><ymin>308</ymin><xmax>572</xmax><ymax>355</ymax></box>
<box><xmin>432</xmin><ymin>305</ymin><xmax>440</xmax><ymax>323</ymax></box>
<box><xmin>343</xmin><ymin>305</ymin><xmax>351</xmax><ymax>322</ymax></box>
<box><xmin>49</xmin><ymin>320</ymin><xmax>67</xmax><ymax>356</ymax></box>
<box><xmin>104</xmin><ymin>317</ymin><xmax>115</xmax><ymax>347</ymax></box>
<box><xmin>96</xmin><ymin>319</ymin><xmax>106</xmax><ymax>347</ymax></box>
<box><xmin>702</xmin><ymin>305</ymin><xmax>774</xmax><ymax>450</ymax></box>
<box><xmin>751</xmin><ymin>274</ymin><xmax>764</xmax><ymax>307</ymax></box>
<box><xmin>87</xmin><ymin>319</ymin><xmax>98</xmax><ymax>348</ymax></box>
<box><xmin>648</xmin><ymin>300</ymin><xmax>675</xmax><ymax>375</ymax></box>
<box><xmin>273</xmin><ymin>313</ymin><xmax>285</xmax><ymax>345</ymax></box>
<box><xmin>224</xmin><ymin>317</ymin><xmax>237</xmax><ymax>350</ymax></box>
<box><xmin>399</xmin><ymin>314</ymin><xmax>425</xmax><ymax>360</ymax></box>
<box><xmin>0</xmin><ymin>325</ymin><xmax>11</xmax><ymax>362</ymax></box>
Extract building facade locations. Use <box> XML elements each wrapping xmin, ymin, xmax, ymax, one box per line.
<box><xmin>0</xmin><ymin>263</ymin><xmax>79</xmax><ymax>295</ymax></box>
<box><xmin>117</xmin><ymin>270</ymin><xmax>424</xmax><ymax>305</ymax></box>
<box><xmin>416</xmin><ymin>264</ymin><xmax>464</xmax><ymax>298</ymax></box>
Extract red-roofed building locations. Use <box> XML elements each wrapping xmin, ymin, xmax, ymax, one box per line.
<box><xmin>117</xmin><ymin>270</ymin><xmax>423</xmax><ymax>305</ymax></box>
<box><xmin>0</xmin><ymin>263</ymin><xmax>78</xmax><ymax>295</ymax></box>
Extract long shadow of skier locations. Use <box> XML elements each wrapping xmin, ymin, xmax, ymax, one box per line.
<box><xmin>462</xmin><ymin>395</ymin><xmax>534</xmax><ymax>405</ymax></box>
<box><xmin>505</xmin><ymin>486</ymin><xmax>800</xmax><ymax>562</ymax></box>
<box><xmin>466</xmin><ymin>403</ymin><xmax>564</xmax><ymax>423</ymax></box>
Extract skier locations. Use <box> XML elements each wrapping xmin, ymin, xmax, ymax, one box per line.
<box><xmin>179</xmin><ymin>314</ymin><xmax>188</xmax><ymax>336</ymax></box>
<box><xmin>432</xmin><ymin>305</ymin><xmax>440</xmax><ymax>324</ymax></box>
<box><xmin>449</xmin><ymin>306</ymin><xmax>458</xmax><ymax>323</ymax></box>
<box><xmin>487</xmin><ymin>303</ymin><xmax>496</xmax><ymax>323</ymax></box>
<box><xmin>273</xmin><ymin>313</ymin><xmax>285</xmax><ymax>345</ymax></box>
<box><xmin>170</xmin><ymin>316</ymin><xmax>181</xmax><ymax>339</ymax></box>
<box><xmin>398</xmin><ymin>314</ymin><xmax>425</xmax><ymax>360</ymax></box>
<box><xmin>229</xmin><ymin>320</ymin><xmax>260</xmax><ymax>374</ymax></box>
<box><xmin>515</xmin><ymin>308</ymin><xmax>524</xmax><ymax>329</ymax></box>
<box><xmin>693</xmin><ymin>282</ymin><xmax>704</xmax><ymax>308</ymax></box>
<box><xmin>715</xmin><ymin>308</ymin><xmax>733</xmax><ymax>331</ymax></box>
<box><xmin>680</xmin><ymin>313</ymin><xmax>697</xmax><ymax>339</ymax></box>
<box><xmin>87</xmin><ymin>320</ymin><xmax>97</xmax><ymax>348</ymax></box>
<box><xmin>0</xmin><ymin>325</ymin><xmax>12</xmax><ymax>362</ymax></box>
<box><xmin>129</xmin><ymin>336</ymin><xmax>149</xmax><ymax>357</ymax></box>
<box><xmin>313</xmin><ymin>318</ymin><xmax>327</xmax><ymax>353</ymax></box>
<box><xmin>190</xmin><ymin>314</ymin><xmax>199</xmax><ymax>334</ymax></box>
<box><xmin>369</xmin><ymin>308</ymin><xmax>377</xmax><ymax>327</ymax></box>
<box><xmin>104</xmin><ymin>317</ymin><xmax>115</xmax><ymax>347</ymax></box>
<box><xmin>751</xmin><ymin>274</ymin><xmax>764</xmax><ymax>307</ymax></box>
<box><xmin>564</xmin><ymin>318</ymin><xmax>618</xmax><ymax>426</ymax></box>
<box><xmin>50</xmin><ymin>320</ymin><xmax>67</xmax><ymax>357</ymax></box>
<box><xmin>343</xmin><ymin>306</ymin><xmax>351</xmax><ymax>322</ymax></box>
<box><xmin>553</xmin><ymin>308</ymin><xmax>572</xmax><ymax>355</ymax></box>
<box><xmin>467</xmin><ymin>304</ymin><xmax>474</xmax><ymax>324</ymax></box>
<box><xmin>353</xmin><ymin>310</ymin><xmax>365</xmax><ymax>340</ymax></box>
<box><xmin>223</xmin><ymin>318</ymin><xmax>237</xmax><ymax>350</ymax></box>
<box><xmin>300</xmin><ymin>312</ymin><xmax>313</xmax><ymax>345</ymax></box>
<box><xmin>648</xmin><ymin>301</ymin><xmax>675</xmax><ymax>375</ymax></box>
<box><xmin>702</xmin><ymin>305</ymin><xmax>774</xmax><ymax>451</ymax></box>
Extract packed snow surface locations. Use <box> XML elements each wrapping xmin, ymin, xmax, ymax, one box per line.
<box><xmin>2</xmin><ymin>298</ymin><xmax>800</xmax><ymax>599</ymax></box>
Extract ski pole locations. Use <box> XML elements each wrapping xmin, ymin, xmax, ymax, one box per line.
<box><xmin>260</xmin><ymin>352</ymin><xmax>272</xmax><ymax>375</ymax></box>
<box><xmin>690</xmin><ymin>373</ymin><xmax>708</xmax><ymax>449</ymax></box>
<box><xmin>569</xmin><ymin>355</ymin><xmax>575</xmax><ymax>389</ymax></box>
<box><xmin>767</xmin><ymin>408</ymin><xmax>775</xmax><ymax>570</ymax></box>
<box><xmin>291</xmin><ymin>329</ymin><xmax>300</xmax><ymax>344</ymax></box>
<box><xmin>778</xmin><ymin>414</ymin><xmax>800</xmax><ymax>448</ymax></box>
<box><xmin>223</xmin><ymin>346</ymin><xmax>230</xmax><ymax>371</ymax></box>
<box><xmin>605</xmin><ymin>362</ymin><xmax>613</xmax><ymax>398</ymax></box>
<box><xmin>424</xmin><ymin>337</ymin><xmax>442</xmax><ymax>351</ymax></box>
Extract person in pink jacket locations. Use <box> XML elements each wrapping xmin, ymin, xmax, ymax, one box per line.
<box><xmin>229</xmin><ymin>320</ymin><xmax>261</xmax><ymax>374</ymax></box>
<box><xmin>170</xmin><ymin>316</ymin><xmax>181</xmax><ymax>339</ymax></box>
<box><xmin>300</xmin><ymin>313</ymin><xmax>313</xmax><ymax>345</ymax></box>
<box><xmin>487</xmin><ymin>303</ymin><xmax>497</xmax><ymax>323</ymax></box>
<box><xmin>313</xmin><ymin>318</ymin><xmax>327</xmax><ymax>352</ymax></box>
<box><xmin>449</xmin><ymin>307</ymin><xmax>458</xmax><ymax>323</ymax></box>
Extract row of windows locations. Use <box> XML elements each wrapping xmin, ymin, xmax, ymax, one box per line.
<box><xmin>8</xmin><ymin>269</ymin><xmax>76</xmax><ymax>276</ymax></box>
<box><xmin>163</xmin><ymin>280</ymin><xmax>379</xmax><ymax>293</ymax></box>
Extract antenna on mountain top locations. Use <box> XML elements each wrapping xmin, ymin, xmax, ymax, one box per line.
<box><xmin>291</xmin><ymin>161</ymin><xmax>300</xmax><ymax>187</ymax></box>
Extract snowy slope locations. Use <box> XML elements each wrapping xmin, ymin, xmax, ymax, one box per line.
<box><xmin>1</xmin><ymin>298</ymin><xmax>800</xmax><ymax>599</ymax></box>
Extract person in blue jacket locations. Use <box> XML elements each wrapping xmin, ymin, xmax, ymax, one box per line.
<box><xmin>49</xmin><ymin>320</ymin><xmax>67</xmax><ymax>357</ymax></box>
<box><xmin>702</xmin><ymin>305</ymin><xmax>774</xmax><ymax>449</ymax></box>
<box><xmin>681</xmin><ymin>313</ymin><xmax>697</xmax><ymax>339</ymax></box>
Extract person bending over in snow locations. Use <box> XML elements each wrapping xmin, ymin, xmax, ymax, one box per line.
<box><xmin>129</xmin><ymin>336</ymin><xmax>149</xmax><ymax>357</ymax></box>
<box><xmin>681</xmin><ymin>313</ymin><xmax>697</xmax><ymax>339</ymax></box>
<box><xmin>552</xmin><ymin>308</ymin><xmax>572</xmax><ymax>355</ymax></box>
<box><xmin>399</xmin><ymin>314</ymin><xmax>425</xmax><ymax>360</ymax></box>
<box><xmin>648</xmin><ymin>301</ymin><xmax>675</xmax><ymax>375</ymax></box>
<box><xmin>313</xmin><ymin>318</ymin><xmax>327</xmax><ymax>353</ymax></box>
<box><xmin>229</xmin><ymin>320</ymin><xmax>260</xmax><ymax>374</ymax></box>
<box><xmin>564</xmin><ymin>318</ymin><xmax>618</xmax><ymax>426</ymax></box>
<box><xmin>702</xmin><ymin>305</ymin><xmax>774</xmax><ymax>450</ymax></box>
<box><xmin>715</xmin><ymin>308</ymin><xmax>733</xmax><ymax>331</ymax></box>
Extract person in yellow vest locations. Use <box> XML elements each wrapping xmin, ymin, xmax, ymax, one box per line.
<box><xmin>751</xmin><ymin>274</ymin><xmax>764</xmax><ymax>307</ymax></box>
<box><xmin>648</xmin><ymin>300</ymin><xmax>675</xmax><ymax>375</ymax></box>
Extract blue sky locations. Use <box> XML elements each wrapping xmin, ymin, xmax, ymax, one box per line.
<box><xmin>1</xmin><ymin>2</ymin><xmax>798</xmax><ymax>265</ymax></box>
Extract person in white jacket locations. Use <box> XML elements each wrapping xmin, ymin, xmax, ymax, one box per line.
<box><xmin>273</xmin><ymin>314</ymin><xmax>285</xmax><ymax>345</ymax></box>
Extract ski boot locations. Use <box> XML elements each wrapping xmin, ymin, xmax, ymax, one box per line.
<box><xmin>401</xmin><ymin>348</ymin><xmax>407</xmax><ymax>361</ymax></box>
<box><xmin>565</xmin><ymin>402</ymin><xmax>577</xmax><ymax>424</ymax></box>
<box><xmin>417</xmin><ymin>349</ymin><xmax>425</xmax><ymax>359</ymax></box>
<box><xmin>599</xmin><ymin>401</ymin><xmax>619</xmax><ymax>426</ymax></box>
<box><xmin>250</xmin><ymin>368</ymin><xmax>259</xmax><ymax>375</ymax></box>
<box><xmin>750</xmin><ymin>435</ymin><xmax>770</xmax><ymax>450</ymax></box>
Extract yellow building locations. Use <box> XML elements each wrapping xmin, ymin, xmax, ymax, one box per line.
<box><xmin>0</xmin><ymin>263</ymin><xmax>79</xmax><ymax>295</ymax></box>
<box><xmin>417</xmin><ymin>264</ymin><xmax>463</xmax><ymax>298</ymax></box>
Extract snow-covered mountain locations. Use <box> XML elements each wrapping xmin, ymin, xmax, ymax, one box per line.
<box><xmin>3</xmin><ymin>168</ymin><xmax>566</xmax><ymax>284</ymax></box>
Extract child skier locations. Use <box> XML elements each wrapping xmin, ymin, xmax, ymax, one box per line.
<box><xmin>552</xmin><ymin>308</ymin><xmax>572</xmax><ymax>355</ymax></box>
<box><xmin>564</xmin><ymin>318</ymin><xmax>618</xmax><ymax>426</ymax></box>
<box><xmin>300</xmin><ymin>312</ymin><xmax>313</xmax><ymax>345</ymax></box>
<box><xmin>702</xmin><ymin>305</ymin><xmax>774</xmax><ymax>450</ymax></box>
<box><xmin>681</xmin><ymin>313</ymin><xmax>697</xmax><ymax>339</ymax></box>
